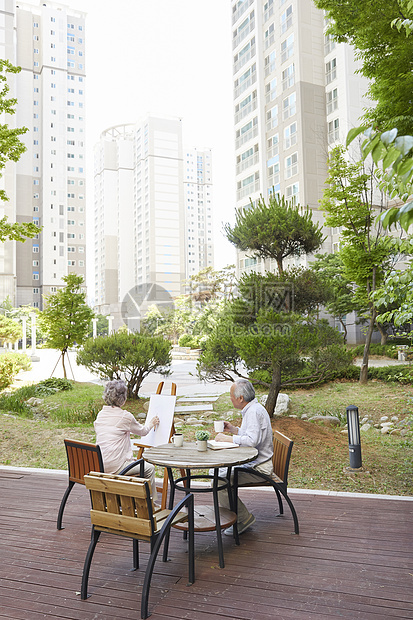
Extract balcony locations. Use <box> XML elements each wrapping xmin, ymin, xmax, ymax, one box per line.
<box><xmin>233</xmin><ymin>17</ymin><xmax>255</xmax><ymax>49</ymax></box>
<box><xmin>236</xmin><ymin>151</ymin><xmax>259</xmax><ymax>175</ymax></box>
<box><xmin>232</xmin><ymin>0</ymin><xmax>254</xmax><ymax>25</ymax></box>
<box><xmin>235</xmin><ymin>125</ymin><xmax>258</xmax><ymax>149</ymax></box>
<box><xmin>233</xmin><ymin>43</ymin><xmax>256</xmax><ymax>74</ymax></box>
<box><xmin>234</xmin><ymin>71</ymin><xmax>257</xmax><ymax>99</ymax></box>
<box><xmin>234</xmin><ymin>97</ymin><xmax>257</xmax><ymax>124</ymax></box>
<box><xmin>237</xmin><ymin>178</ymin><xmax>260</xmax><ymax>200</ymax></box>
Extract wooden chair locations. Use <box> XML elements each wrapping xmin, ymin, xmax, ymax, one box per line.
<box><xmin>123</xmin><ymin>381</ymin><xmax>183</xmax><ymax>509</ymax></box>
<box><xmin>232</xmin><ymin>430</ymin><xmax>299</xmax><ymax>539</ymax></box>
<box><xmin>81</xmin><ymin>471</ymin><xmax>195</xmax><ymax>619</ymax></box>
<box><xmin>57</xmin><ymin>439</ymin><xmax>104</xmax><ymax>530</ymax></box>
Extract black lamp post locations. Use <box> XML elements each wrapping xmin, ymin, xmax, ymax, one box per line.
<box><xmin>346</xmin><ymin>405</ymin><xmax>362</xmax><ymax>469</ymax></box>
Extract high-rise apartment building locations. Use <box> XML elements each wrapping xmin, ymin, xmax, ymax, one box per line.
<box><xmin>184</xmin><ymin>147</ymin><xmax>214</xmax><ymax>277</ymax></box>
<box><xmin>231</xmin><ymin>0</ymin><xmax>369</xmax><ymax>275</ymax></box>
<box><xmin>94</xmin><ymin>116</ymin><xmax>214</xmax><ymax>328</ymax></box>
<box><xmin>0</xmin><ymin>0</ymin><xmax>86</xmax><ymax>308</ymax></box>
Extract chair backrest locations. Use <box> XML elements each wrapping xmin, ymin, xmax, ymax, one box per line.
<box><xmin>64</xmin><ymin>439</ymin><xmax>104</xmax><ymax>486</ymax></box>
<box><xmin>272</xmin><ymin>431</ymin><xmax>294</xmax><ymax>486</ymax></box>
<box><xmin>84</xmin><ymin>472</ymin><xmax>156</xmax><ymax>541</ymax></box>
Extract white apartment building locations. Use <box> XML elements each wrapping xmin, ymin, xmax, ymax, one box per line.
<box><xmin>184</xmin><ymin>147</ymin><xmax>214</xmax><ymax>277</ymax></box>
<box><xmin>231</xmin><ymin>0</ymin><xmax>369</xmax><ymax>276</ymax></box>
<box><xmin>94</xmin><ymin>116</ymin><xmax>214</xmax><ymax>329</ymax></box>
<box><xmin>0</xmin><ymin>0</ymin><xmax>86</xmax><ymax>309</ymax></box>
<box><xmin>0</xmin><ymin>0</ymin><xmax>17</xmax><ymax>304</ymax></box>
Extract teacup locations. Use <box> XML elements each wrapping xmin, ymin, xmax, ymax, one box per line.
<box><xmin>214</xmin><ymin>420</ymin><xmax>224</xmax><ymax>433</ymax></box>
<box><xmin>172</xmin><ymin>433</ymin><xmax>184</xmax><ymax>447</ymax></box>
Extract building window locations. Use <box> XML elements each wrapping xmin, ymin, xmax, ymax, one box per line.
<box><xmin>33</xmin><ymin>288</ymin><xmax>39</xmax><ymax>294</ymax></box>
<box><xmin>282</xmin><ymin>63</ymin><xmax>295</xmax><ymax>90</ymax></box>
<box><xmin>266</xmin><ymin>105</ymin><xmax>278</xmax><ymax>131</ymax></box>
<box><xmin>285</xmin><ymin>152</ymin><xmax>298</xmax><ymax>178</ymax></box>
<box><xmin>264</xmin><ymin>22</ymin><xmax>275</xmax><ymax>49</ymax></box>
<box><xmin>267</xmin><ymin>134</ymin><xmax>279</xmax><ymax>158</ymax></box>
<box><xmin>33</xmin><ymin>245</ymin><xmax>39</xmax><ymax>253</ymax></box>
<box><xmin>284</xmin><ymin>122</ymin><xmax>297</xmax><ymax>149</ymax></box>
<box><xmin>326</xmin><ymin>88</ymin><xmax>338</xmax><ymax>115</ymax></box>
<box><xmin>324</xmin><ymin>33</ymin><xmax>336</xmax><ymax>55</ymax></box>
<box><xmin>282</xmin><ymin>92</ymin><xmax>296</xmax><ymax>120</ymax></box>
<box><xmin>265</xmin><ymin>77</ymin><xmax>277</xmax><ymax>103</ymax></box>
<box><xmin>281</xmin><ymin>33</ymin><xmax>294</xmax><ymax>63</ymax></box>
<box><xmin>326</xmin><ymin>58</ymin><xmax>337</xmax><ymax>84</ymax></box>
<box><xmin>264</xmin><ymin>50</ymin><xmax>276</xmax><ymax>77</ymax></box>
<box><xmin>281</xmin><ymin>4</ymin><xmax>293</xmax><ymax>33</ymax></box>
<box><xmin>286</xmin><ymin>182</ymin><xmax>299</xmax><ymax>204</ymax></box>
<box><xmin>328</xmin><ymin>118</ymin><xmax>340</xmax><ymax>143</ymax></box>
<box><xmin>33</xmin><ymin>273</ymin><xmax>39</xmax><ymax>280</ymax></box>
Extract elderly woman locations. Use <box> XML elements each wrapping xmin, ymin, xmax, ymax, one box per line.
<box><xmin>94</xmin><ymin>379</ymin><xmax>159</xmax><ymax>501</ymax></box>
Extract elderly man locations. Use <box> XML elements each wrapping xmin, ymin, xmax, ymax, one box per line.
<box><xmin>214</xmin><ymin>378</ymin><xmax>273</xmax><ymax>535</ymax></box>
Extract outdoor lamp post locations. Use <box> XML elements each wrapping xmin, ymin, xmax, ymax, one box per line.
<box><xmin>346</xmin><ymin>405</ymin><xmax>362</xmax><ymax>469</ymax></box>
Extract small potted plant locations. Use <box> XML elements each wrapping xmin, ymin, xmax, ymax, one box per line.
<box><xmin>195</xmin><ymin>429</ymin><xmax>210</xmax><ymax>452</ymax></box>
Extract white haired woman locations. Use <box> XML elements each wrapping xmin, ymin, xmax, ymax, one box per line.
<box><xmin>94</xmin><ymin>379</ymin><xmax>159</xmax><ymax>501</ymax></box>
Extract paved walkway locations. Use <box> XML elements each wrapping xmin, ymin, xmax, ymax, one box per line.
<box><xmin>15</xmin><ymin>349</ymin><xmax>232</xmax><ymax>397</ymax></box>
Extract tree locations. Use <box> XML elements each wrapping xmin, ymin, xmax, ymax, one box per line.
<box><xmin>39</xmin><ymin>274</ymin><xmax>94</xmax><ymax>378</ymax></box>
<box><xmin>373</xmin><ymin>255</ymin><xmax>413</xmax><ymax>327</ymax></box>
<box><xmin>184</xmin><ymin>265</ymin><xmax>236</xmax><ymax>303</ymax></box>
<box><xmin>310</xmin><ymin>253</ymin><xmax>358</xmax><ymax>342</ymax></box>
<box><xmin>224</xmin><ymin>195</ymin><xmax>325</xmax><ymax>274</ymax></box>
<box><xmin>347</xmin><ymin>126</ymin><xmax>413</xmax><ymax>231</ymax></box>
<box><xmin>197</xmin><ymin>305</ymin><xmax>352</xmax><ymax>417</ymax></box>
<box><xmin>314</xmin><ymin>0</ymin><xmax>413</xmax><ymax>134</ymax></box>
<box><xmin>0</xmin><ymin>314</ymin><xmax>22</xmax><ymax>346</ymax></box>
<box><xmin>0</xmin><ymin>60</ymin><xmax>39</xmax><ymax>242</ymax></box>
<box><xmin>321</xmin><ymin>145</ymin><xmax>410</xmax><ymax>382</ymax></box>
<box><xmin>76</xmin><ymin>331</ymin><xmax>172</xmax><ymax>399</ymax></box>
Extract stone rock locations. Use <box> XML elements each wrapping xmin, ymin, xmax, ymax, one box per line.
<box><xmin>380</xmin><ymin>415</ymin><xmax>389</xmax><ymax>422</ymax></box>
<box><xmin>360</xmin><ymin>423</ymin><xmax>372</xmax><ymax>431</ymax></box>
<box><xmin>301</xmin><ymin>414</ymin><xmax>308</xmax><ymax>420</ymax></box>
<box><xmin>309</xmin><ymin>415</ymin><xmax>340</xmax><ymax>426</ymax></box>
<box><xmin>360</xmin><ymin>416</ymin><xmax>369</xmax><ymax>424</ymax></box>
<box><xmin>391</xmin><ymin>416</ymin><xmax>399</xmax><ymax>421</ymax></box>
<box><xmin>260</xmin><ymin>392</ymin><xmax>290</xmax><ymax>415</ymax></box>
<box><xmin>289</xmin><ymin>415</ymin><xmax>297</xmax><ymax>418</ymax></box>
<box><xmin>381</xmin><ymin>426</ymin><xmax>390</xmax><ymax>435</ymax></box>
<box><xmin>27</xmin><ymin>397</ymin><xmax>43</xmax><ymax>406</ymax></box>
<box><xmin>185</xmin><ymin>417</ymin><xmax>205</xmax><ymax>426</ymax></box>
<box><xmin>340</xmin><ymin>429</ymin><xmax>348</xmax><ymax>435</ymax></box>
<box><xmin>143</xmin><ymin>401</ymin><xmax>150</xmax><ymax>412</ymax></box>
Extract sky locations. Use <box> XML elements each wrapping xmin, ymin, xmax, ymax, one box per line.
<box><xmin>67</xmin><ymin>0</ymin><xmax>237</xmax><ymax>279</ymax></box>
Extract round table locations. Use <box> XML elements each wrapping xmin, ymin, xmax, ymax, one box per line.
<box><xmin>144</xmin><ymin>442</ymin><xmax>258</xmax><ymax>568</ymax></box>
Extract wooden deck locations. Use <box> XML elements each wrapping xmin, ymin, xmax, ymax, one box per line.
<box><xmin>0</xmin><ymin>467</ymin><xmax>412</xmax><ymax>619</ymax></box>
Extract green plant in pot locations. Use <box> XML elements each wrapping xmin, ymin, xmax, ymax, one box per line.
<box><xmin>195</xmin><ymin>429</ymin><xmax>210</xmax><ymax>451</ymax></box>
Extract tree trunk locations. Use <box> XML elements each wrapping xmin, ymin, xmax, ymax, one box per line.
<box><xmin>338</xmin><ymin>317</ymin><xmax>347</xmax><ymax>344</ymax></box>
<box><xmin>61</xmin><ymin>350</ymin><xmax>67</xmax><ymax>379</ymax></box>
<box><xmin>265</xmin><ymin>364</ymin><xmax>282</xmax><ymax>417</ymax></box>
<box><xmin>375</xmin><ymin>321</ymin><xmax>388</xmax><ymax>345</ymax></box>
<box><xmin>359</xmin><ymin>309</ymin><xmax>377</xmax><ymax>384</ymax></box>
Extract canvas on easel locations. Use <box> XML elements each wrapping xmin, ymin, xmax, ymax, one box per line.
<box><xmin>137</xmin><ymin>394</ymin><xmax>176</xmax><ymax>447</ymax></box>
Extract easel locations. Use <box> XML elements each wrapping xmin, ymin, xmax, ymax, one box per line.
<box><xmin>133</xmin><ymin>381</ymin><xmax>181</xmax><ymax>509</ymax></box>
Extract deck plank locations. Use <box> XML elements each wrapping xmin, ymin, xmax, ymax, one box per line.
<box><xmin>0</xmin><ymin>468</ymin><xmax>412</xmax><ymax>619</ymax></box>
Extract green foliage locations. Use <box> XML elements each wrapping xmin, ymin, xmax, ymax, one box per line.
<box><xmin>37</xmin><ymin>377</ymin><xmax>73</xmax><ymax>392</ymax></box>
<box><xmin>0</xmin><ymin>352</ymin><xmax>31</xmax><ymax>391</ymax></box>
<box><xmin>39</xmin><ymin>274</ymin><xmax>93</xmax><ymax>377</ymax></box>
<box><xmin>195</xmin><ymin>429</ymin><xmax>210</xmax><ymax>441</ymax></box>
<box><xmin>225</xmin><ymin>194</ymin><xmax>325</xmax><ymax>273</ymax></box>
<box><xmin>184</xmin><ymin>265</ymin><xmax>236</xmax><ymax>303</ymax></box>
<box><xmin>0</xmin><ymin>314</ymin><xmax>22</xmax><ymax>344</ymax></box>
<box><xmin>87</xmin><ymin>314</ymin><xmax>109</xmax><ymax>338</ymax></box>
<box><xmin>179</xmin><ymin>334</ymin><xmax>201</xmax><ymax>348</ymax></box>
<box><xmin>0</xmin><ymin>60</ymin><xmax>40</xmax><ymax>241</ymax></box>
<box><xmin>76</xmin><ymin>331</ymin><xmax>172</xmax><ymax>399</ymax></box>
<box><xmin>314</xmin><ymin>0</ymin><xmax>413</xmax><ymax>135</ymax></box>
<box><xmin>350</xmin><ymin>343</ymin><xmax>399</xmax><ymax>358</ymax></box>
<box><xmin>197</xmin><ymin>302</ymin><xmax>353</xmax><ymax>416</ymax></box>
<box><xmin>368</xmin><ymin>365</ymin><xmax>413</xmax><ymax>384</ymax></box>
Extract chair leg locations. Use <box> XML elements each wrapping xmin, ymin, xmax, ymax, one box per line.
<box><xmin>187</xmin><ymin>495</ymin><xmax>195</xmax><ymax>585</ymax></box>
<box><xmin>278</xmin><ymin>487</ymin><xmax>299</xmax><ymax>534</ymax></box>
<box><xmin>275</xmin><ymin>488</ymin><xmax>284</xmax><ymax>515</ymax></box>
<box><xmin>81</xmin><ymin>528</ymin><xmax>101</xmax><ymax>600</ymax></box>
<box><xmin>132</xmin><ymin>538</ymin><xmax>139</xmax><ymax>570</ymax></box>
<box><xmin>141</xmin><ymin>534</ymin><xmax>164</xmax><ymax>619</ymax></box>
<box><xmin>57</xmin><ymin>480</ymin><xmax>75</xmax><ymax>530</ymax></box>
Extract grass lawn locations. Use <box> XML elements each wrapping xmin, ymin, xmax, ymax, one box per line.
<box><xmin>0</xmin><ymin>378</ymin><xmax>412</xmax><ymax>496</ymax></box>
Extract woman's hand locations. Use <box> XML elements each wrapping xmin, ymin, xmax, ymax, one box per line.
<box><xmin>149</xmin><ymin>416</ymin><xmax>160</xmax><ymax>430</ymax></box>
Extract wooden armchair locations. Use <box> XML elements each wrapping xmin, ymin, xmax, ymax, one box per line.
<box><xmin>232</xmin><ymin>430</ymin><xmax>299</xmax><ymax>540</ymax></box>
<box><xmin>57</xmin><ymin>439</ymin><xmax>104</xmax><ymax>530</ymax></box>
<box><xmin>81</xmin><ymin>471</ymin><xmax>195</xmax><ymax>619</ymax></box>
